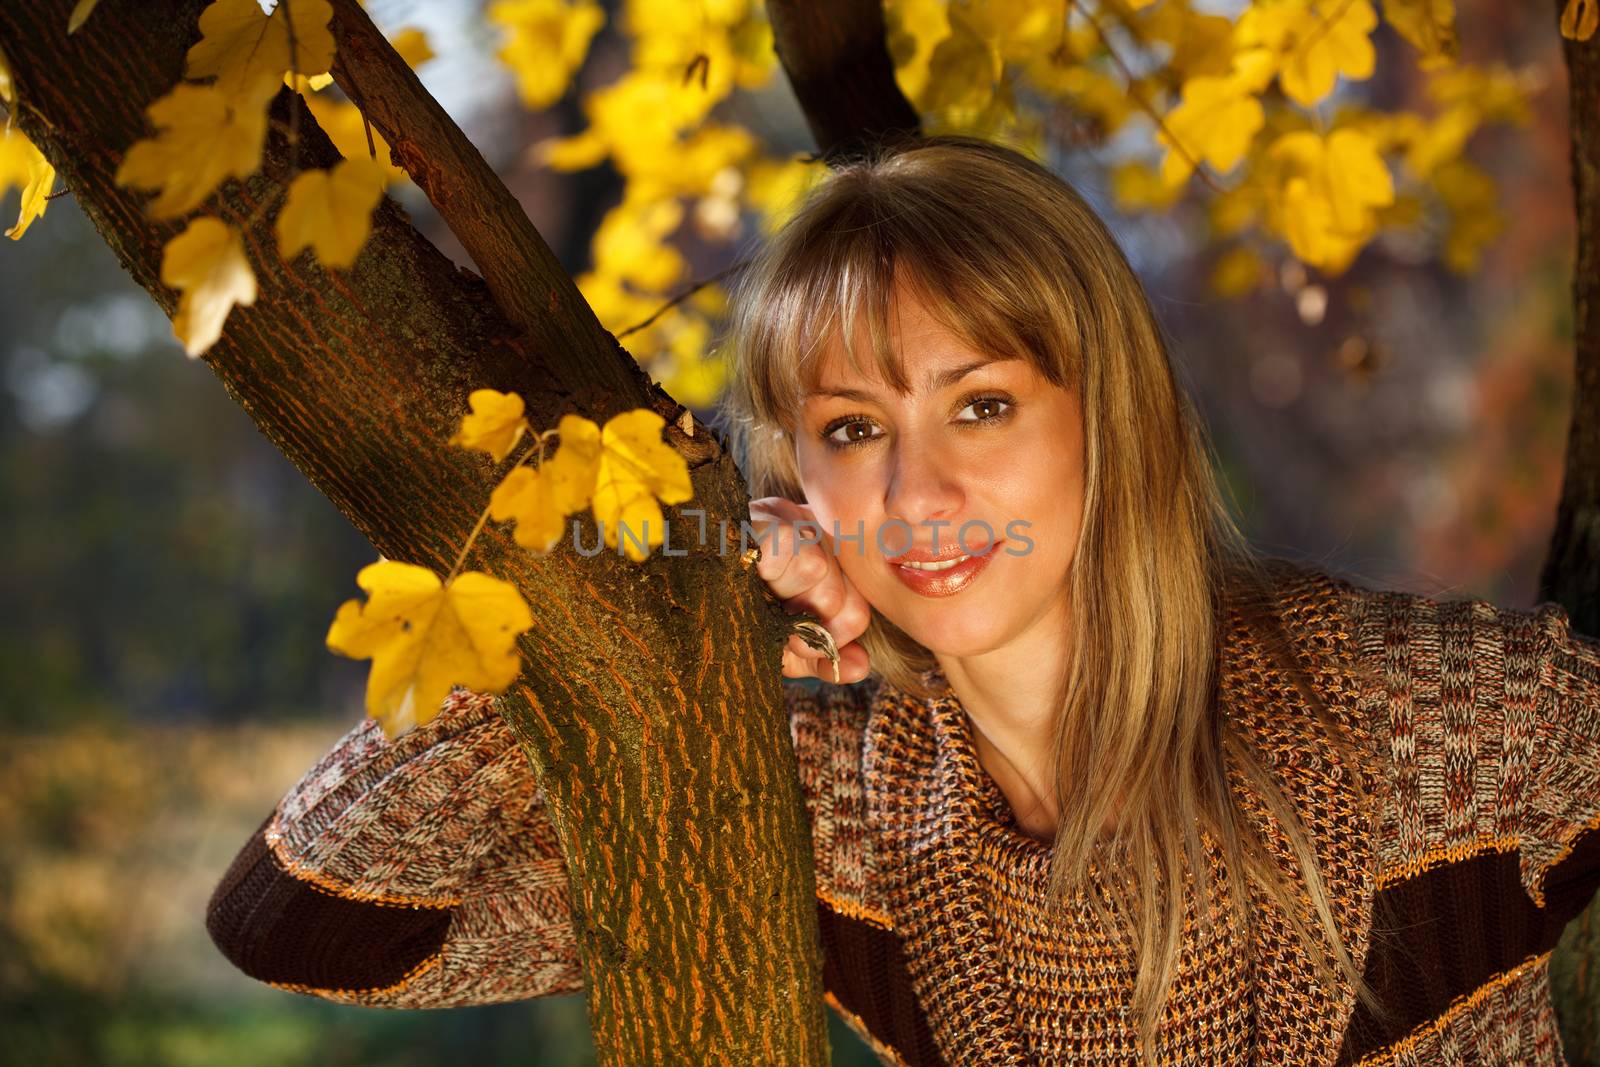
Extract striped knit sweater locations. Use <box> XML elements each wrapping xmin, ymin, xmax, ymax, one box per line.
<box><xmin>206</xmin><ymin>558</ymin><xmax>1600</xmax><ymax>1065</ymax></box>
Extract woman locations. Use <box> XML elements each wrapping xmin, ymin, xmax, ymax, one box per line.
<box><xmin>206</xmin><ymin>136</ymin><xmax>1600</xmax><ymax>1066</ymax></box>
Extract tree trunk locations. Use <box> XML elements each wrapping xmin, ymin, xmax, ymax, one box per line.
<box><xmin>0</xmin><ymin>2</ymin><xmax>830</xmax><ymax>1061</ymax></box>
<box><xmin>766</xmin><ymin>0</ymin><xmax>921</xmax><ymax>163</ymax></box>
<box><xmin>1542</xmin><ymin>4</ymin><xmax>1600</xmax><ymax>1063</ymax></box>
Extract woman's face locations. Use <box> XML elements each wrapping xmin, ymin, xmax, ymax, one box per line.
<box><xmin>792</xmin><ymin>281</ymin><xmax>1086</xmax><ymax>659</ymax></box>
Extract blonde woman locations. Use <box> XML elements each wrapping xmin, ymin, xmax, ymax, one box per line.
<box><xmin>206</xmin><ymin>136</ymin><xmax>1600</xmax><ymax>1066</ymax></box>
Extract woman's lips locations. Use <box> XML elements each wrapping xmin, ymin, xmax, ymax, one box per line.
<box><xmin>887</xmin><ymin>540</ymin><xmax>1004</xmax><ymax>598</ymax></box>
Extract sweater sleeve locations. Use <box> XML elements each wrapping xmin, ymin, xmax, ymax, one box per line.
<box><xmin>1520</xmin><ymin>602</ymin><xmax>1600</xmax><ymax>920</ymax></box>
<box><xmin>207</xmin><ymin>679</ymin><xmax>882</xmax><ymax>1009</ymax></box>
<box><xmin>205</xmin><ymin>687</ymin><xmax>582</xmax><ymax>1008</ymax></box>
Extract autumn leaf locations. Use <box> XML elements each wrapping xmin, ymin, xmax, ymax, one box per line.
<box><xmin>1268</xmin><ymin>128</ymin><xmax>1394</xmax><ymax>275</ymax></box>
<box><xmin>489</xmin><ymin>0</ymin><xmax>606</xmax><ymax>110</ymax></box>
<box><xmin>488</xmin><ymin>413</ymin><xmax>599</xmax><ymax>551</ymax></box>
<box><xmin>67</xmin><ymin>0</ymin><xmax>100</xmax><ymax>35</ymax></box>
<box><xmin>185</xmin><ymin>0</ymin><xmax>336</xmax><ymax>104</ymax></box>
<box><xmin>1433</xmin><ymin>158</ymin><xmax>1504</xmax><ymax>272</ymax></box>
<box><xmin>1383</xmin><ymin>0</ymin><xmax>1459</xmax><ymax>67</ymax></box>
<box><xmin>1158</xmin><ymin>74</ymin><xmax>1264</xmax><ymax>186</ymax></box>
<box><xmin>276</xmin><ymin>155</ymin><xmax>389</xmax><ymax>269</ymax></box>
<box><xmin>1562</xmin><ymin>0</ymin><xmax>1598</xmax><ymax>40</ymax></box>
<box><xmin>326</xmin><ymin>560</ymin><xmax>534</xmax><ymax>738</ymax></box>
<box><xmin>450</xmin><ymin>389</ymin><xmax>530</xmax><ymax>463</ymax></box>
<box><xmin>485</xmin><ymin>409</ymin><xmax>692</xmax><ymax>560</ymax></box>
<box><xmin>1237</xmin><ymin>0</ymin><xmax>1377</xmax><ymax>108</ymax></box>
<box><xmin>159</xmin><ymin>217</ymin><xmax>258</xmax><ymax>358</ymax></box>
<box><xmin>114</xmin><ymin>82</ymin><xmax>268</xmax><ymax>219</ymax></box>
<box><xmin>391</xmin><ymin>26</ymin><xmax>436</xmax><ymax>68</ymax></box>
<box><xmin>1281</xmin><ymin>0</ymin><xmax>1377</xmax><ymax>107</ymax></box>
<box><xmin>5</xmin><ymin>151</ymin><xmax>53</xmax><ymax>241</ymax></box>
<box><xmin>1</xmin><ymin>126</ymin><xmax>54</xmax><ymax>240</ymax></box>
<box><xmin>591</xmin><ymin>409</ymin><xmax>694</xmax><ymax>562</ymax></box>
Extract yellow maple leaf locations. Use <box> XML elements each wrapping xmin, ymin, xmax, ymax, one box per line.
<box><xmin>186</xmin><ymin>0</ymin><xmax>336</xmax><ymax>104</ymax></box>
<box><xmin>1268</xmin><ymin>128</ymin><xmax>1393</xmax><ymax>274</ymax></box>
<box><xmin>591</xmin><ymin>195</ymin><xmax>687</xmax><ymax>291</ymax></box>
<box><xmin>276</xmin><ymin>155</ymin><xmax>388</xmax><ymax>269</ymax></box>
<box><xmin>67</xmin><ymin>0</ymin><xmax>101</xmax><ymax>35</ymax></box>
<box><xmin>114</xmin><ymin>82</ymin><xmax>268</xmax><ymax>218</ymax></box>
<box><xmin>1111</xmin><ymin>160</ymin><xmax>1184</xmax><ymax>213</ymax></box>
<box><xmin>489</xmin><ymin>0</ymin><xmax>606</xmax><ymax>110</ymax></box>
<box><xmin>1383</xmin><ymin>0</ymin><xmax>1458</xmax><ymax>67</ymax></box>
<box><xmin>660</xmin><ymin>353</ymin><xmax>726</xmax><ymax>409</ymax></box>
<box><xmin>488</xmin><ymin>417</ymin><xmax>599</xmax><ymax>551</ymax></box>
<box><xmin>159</xmin><ymin>217</ymin><xmax>258</xmax><ymax>358</ymax></box>
<box><xmin>1</xmin><ymin>127</ymin><xmax>54</xmax><ymax>240</ymax></box>
<box><xmin>450</xmin><ymin>389</ymin><xmax>530</xmax><ymax>463</ymax></box>
<box><xmin>591</xmin><ymin>409</ymin><xmax>694</xmax><ymax>562</ymax></box>
<box><xmin>326</xmin><ymin>560</ymin><xmax>534</xmax><ymax>738</ymax></box>
<box><xmin>1158</xmin><ymin>75</ymin><xmax>1264</xmax><ymax>186</ymax></box>
<box><xmin>920</xmin><ymin>13</ymin><xmax>999</xmax><ymax>114</ymax></box>
<box><xmin>487</xmin><ymin>410</ymin><xmax>692</xmax><ymax>561</ymax></box>
<box><xmin>1238</xmin><ymin>0</ymin><xmax>1377</xmax><ymax>107</ymax></box>
<box><xmin>1282</xmin><ymin>0</ymin><xmax>1376</xmax><ymax>106</ymax></box>
<box><xmin>1433</xmin><ymin>159</ymin><xmax>1503</xmax><ymax>272</ymax></box>
<box><xmin>6</xmin><ymin>153</ymin><xmax>53</xmax><ymax>241</ymax></box>
<box><xmin>1562</xmin><ymin>0</ymin><xmax>1598</xmax><ymax>41</ymax></box>
<box><xmin>884</xmin><ymin>0</ymin><xmax>951</xmax><ymax>104</ymax></box>
<box><xmin>390</xmin><ymin>26</ymin><xmax>436</xmax><ymax>68</ymax></box>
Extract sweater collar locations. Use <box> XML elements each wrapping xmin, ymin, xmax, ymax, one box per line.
<box><xmin>861</xmin><ymin>567</ymin><xmax>1385</xmax><ymax>1067</ymax></box>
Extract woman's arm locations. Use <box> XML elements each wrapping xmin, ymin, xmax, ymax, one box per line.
<box><xmin>207</xmin><ymin>676</ymin><xmax>890</xmax><ymax>1010</ymax></box>
<box><xmin>206</xmin><ymin>687</ymin><xmax>582</xmax><ymax>1007</ymax></box>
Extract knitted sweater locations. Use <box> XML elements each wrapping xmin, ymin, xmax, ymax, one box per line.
<box><xmin>206</xmin><ymin>558</ymin><xmax>1600</xmax><ymax>1066</ymax></box>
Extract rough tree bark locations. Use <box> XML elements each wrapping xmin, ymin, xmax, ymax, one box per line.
<box><xmin>0</xmin><ymin>0</ymin><xmax>906</xmax><ymax>1061</ymax></box>
<box><xmin>1544</xmin><ymin>5</ymin><xmax>1600</xmax><ymax>1063</ymax></box>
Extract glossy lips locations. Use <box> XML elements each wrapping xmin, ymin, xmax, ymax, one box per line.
<box><xmin>887</xmin><ymin>539</ymin><xmax>1004</xmax><ymax>598</ymax></box>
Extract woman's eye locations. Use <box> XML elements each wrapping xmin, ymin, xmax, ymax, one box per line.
<box><xmin>823</xmin><ymin>419</ymin><xmax>882</xmax><ymax>449</ymax></box>
<box><xmin>957</xmin><ymin>396</ymin><xmax>1013</xmax><ymax>422</ymax></box>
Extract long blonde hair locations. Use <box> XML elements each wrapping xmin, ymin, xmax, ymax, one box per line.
<box><xmin>715</xmin><ymin>134</ymin><xmax>1388</xmax><ymax>1059</ymax></box>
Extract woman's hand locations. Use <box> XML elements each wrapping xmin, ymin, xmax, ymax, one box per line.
<box><xmin>748</xmin><ymin>497</ymin><xmax>873</xmax><ymax>683</ymax></box>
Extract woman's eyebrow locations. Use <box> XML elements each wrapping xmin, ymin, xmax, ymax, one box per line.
<box><xmin>803</xmin><ymin>356</ymin><xmax>1018</xmax><ymax>401</ymax></box>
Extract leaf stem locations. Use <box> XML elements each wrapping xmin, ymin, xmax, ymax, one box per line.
<box><xmin>444</xmin><ymin>427</ymin><xmax>557</xmax><ymax>584</ymax></box>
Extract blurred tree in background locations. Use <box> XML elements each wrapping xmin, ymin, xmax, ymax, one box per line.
<box><xmin>1</xmin><ymin>0</ymin><xmax>1597</xmax><ymax>1063</ymax></box>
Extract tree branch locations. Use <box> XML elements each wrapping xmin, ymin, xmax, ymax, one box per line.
<box><xmin>325</xmin><ymin>0</ymin><xmax>637</xmax><ymax>401</ymax></box>
<box><xmin>766</xmin><ymin>0</ymin><xmax>922</xmax><ymax>163</ymax></box>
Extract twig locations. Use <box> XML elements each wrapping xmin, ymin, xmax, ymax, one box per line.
<box><xmin>284</xmin><ymin>0</ymin><xmax>302</xmax><ymax>175</ymax></box>
<box><xmin>446</xmin><ymin>429</ymin><xmax>557</xmax><ymax>583</ymax></box>
<box><xmin>615</xmin><ymin>259</ymin><xmax>748</xmax><ymax>340</ymax></box>
<box><xmin>1066</xmin><ymin>0</ymin><xmax>1222</xmax><ymax>194</ymax></box>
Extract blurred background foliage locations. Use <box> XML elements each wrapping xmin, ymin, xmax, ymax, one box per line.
<box><xmin>0</xmin><ymin>0</ymin><xmax>1582</xmax><ymax>1063</ymax></box>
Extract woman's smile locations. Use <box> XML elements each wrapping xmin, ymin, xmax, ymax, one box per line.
<box><xmin>887</xmin><ymin>537</ymin><xmax>1006</xmax><ymax>597</ymax></box>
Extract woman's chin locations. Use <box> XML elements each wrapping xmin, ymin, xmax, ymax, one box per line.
<box><xmin>885</xmin><ymin>608</ymin><xmax>1012</xmax><ymax>660</ymax></box>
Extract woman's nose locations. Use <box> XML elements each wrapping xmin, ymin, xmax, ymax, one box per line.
<box><xmin>883</xmin><ymin>435</ymin><xmax>964</xmax><ymax>546</ymax></box>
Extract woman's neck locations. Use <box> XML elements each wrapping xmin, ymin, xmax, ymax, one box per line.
<box><xmin>936</xmin><ymin>599</ymin><xmax>1072</xmax><ymax>841</ymax></box>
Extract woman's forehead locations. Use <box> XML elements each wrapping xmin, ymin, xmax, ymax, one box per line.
<box><xmin>805</xmin><ymin>339</ymin><xmax>1024</xmax><ymax>401</ymax></box>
